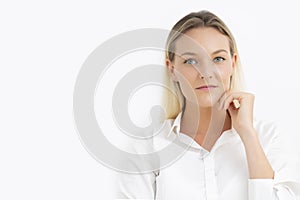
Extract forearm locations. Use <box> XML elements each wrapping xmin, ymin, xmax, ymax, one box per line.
<box><xmin>240</xmin><ymin>128</ymin><xmax>274</xmax><ymax>179</ymax></box>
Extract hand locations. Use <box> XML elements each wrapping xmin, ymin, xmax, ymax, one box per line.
<box><xmin>218</xmin><ymin>90</ymin><xmax>256</xmax><ymax>139</ymax></box>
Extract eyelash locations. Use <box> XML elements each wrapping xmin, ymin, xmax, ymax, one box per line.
<box><xmin>183</xmin><ymin>58</ymin><xmax>197</xmax><ymax>65</ymax></box>
<box><xmin>183</xmin><ymin>57</ymin><xmax>226</xmax><ymax>65</ymax></box>
<box><xmin>213</xmin><ymin>57</ymin><xmax>226</xmax><ymax>63</ymax></box>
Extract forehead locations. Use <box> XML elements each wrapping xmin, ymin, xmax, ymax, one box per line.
<box><xmin>175</xmin><ymin>27</ymin><xmax>230</xmax><ymax>55</ymax></box>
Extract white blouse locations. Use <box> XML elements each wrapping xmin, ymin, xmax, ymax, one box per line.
<box><xmin>114</xmin><ymin>112</ymin><xmax>300</xmax><ymax>199</ymax></box>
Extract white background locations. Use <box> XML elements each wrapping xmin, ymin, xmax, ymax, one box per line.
<box><xmin>1</xmin><ymin>0</ymin><xmax>300</xmax><ymax>199</ymax></box>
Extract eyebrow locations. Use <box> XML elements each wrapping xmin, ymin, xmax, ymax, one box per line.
<box><xmin>179</xmin><ymin>49</ymin><xmax>228</xmax><ymax>57</ymax></box>
<box><xmin>180</xmin><ymin>52</ymin><xmax>197</xmax><ymax>56</ymax></box>
<box><xmin>212</xmin><ymin>49</ymin><xmax>228</xmax><ymax>55</ymax></box>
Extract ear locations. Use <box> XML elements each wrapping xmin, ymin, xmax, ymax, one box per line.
<box><xmin>231</xmin><ymin>53</ymin><xmax>237</xmax><ymax>75</ymax></box>
<box><xmin>232</xmin><ymin>53</ymin><xmax>237</xmax><ymax>70</ymax></box>
<box><xmin>166</xmin><ymin>59</ymin><xmax>179</xmax><ymax>82</ymax></box>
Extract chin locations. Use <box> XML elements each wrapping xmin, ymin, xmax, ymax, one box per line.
<box><xmin>197</xmin><ymin>97</ymin><xmax>219</xmax><ymax>108</ymax></box>
<box><xmin>198</xmin><ymin>102</ymin><xmax>214</xmax><ymax>108</ymax></box>
<box><xmin>184</xmin><ymin>91</ymin><xmax>219</xmax><ymax>107</ymax></box>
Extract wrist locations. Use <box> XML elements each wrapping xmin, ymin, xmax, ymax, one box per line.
<box><xmin>239</xmin><ymin>127</ymin><xmax>258</xmax><ymax>143</ymax></box>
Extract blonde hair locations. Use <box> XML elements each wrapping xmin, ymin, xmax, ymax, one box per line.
<box><xmin>162</xmin><ymin>10</ymin><xmax>245</xmax><ymax>120</ymax></box>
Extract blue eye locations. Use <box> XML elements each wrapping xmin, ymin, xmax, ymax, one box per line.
<box><xmin>184</xmin><ymin>58</ymin><xmax>197</xmax><ymax>65</ymax></box>
<box><xmin>213</xmin><ymin>57</ymin><xmax>225</xmax><ymax>63</ymax></box>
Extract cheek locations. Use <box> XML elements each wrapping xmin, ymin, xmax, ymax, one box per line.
<box><xmin>216</xmin><ymin>61</ymin><xmax>232</xmax><ymax>77</ymax></box>
<box><xmin>219</xmin><ymin>70</ymin><xmax>231</xmax><ymax>81</ymax></box>
<box><xmin>174</xmin><ymin>68</ymin><xmax>199</xmax><ymax>99</ymax></box>
<box><xmin>213</xmin><ymin>64</ymin><xmax>231</xmax><ymax>85</ymax></box>
<box><xmin>175</xmin><ymin>67</ymin><xmax>198</xmax><ymax>83</ymax></box>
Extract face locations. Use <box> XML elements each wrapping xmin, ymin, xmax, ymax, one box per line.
<box><xmin>166</xmin><ymin>27</ymin><xmax>236</xmax><ymax>108</ymax></box>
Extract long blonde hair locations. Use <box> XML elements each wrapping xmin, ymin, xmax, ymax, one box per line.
<box><xmin>162</xmin><ymin>10</ymin><xmax>245</xmax><ymax>120</ymax></box>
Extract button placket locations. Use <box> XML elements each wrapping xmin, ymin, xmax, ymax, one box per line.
<box><xmin>203</xmin><ymin>153</ymin><xmax>219</xmax><ymax>200</ymax></box>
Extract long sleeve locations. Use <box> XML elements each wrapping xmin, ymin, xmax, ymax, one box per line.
<box><xmin>113</xmin><ymin>138</ymin><xmax>159</xmax><ymax>199</ymax></box>
<box><xmin>114</xmin><ymin>170</ymin><xmax>158</xmax><ymax>199</ymax></box>
<box><xmin>248</xmin><ymin>123</ymin><xmax>300</xmax><ymax>199</ymax></box>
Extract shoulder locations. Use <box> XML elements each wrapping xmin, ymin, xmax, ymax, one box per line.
<box><xmin>253</xmin><ymin>119</ymin><xmax>278</xmax><ymax>138</ymax></box>
<box><xmin>252</xmin><ymin>119</ymin><xmax>280</xmax><ymax>150</ymax></box>
<box><xmin>253</xmin><ymin>118</ymin><xmax>295</xmax><ymax>156</ymax></box>
<box><xmin>152</xmin><ymin>119</ymin><xmax>177</xmax><ymax>149</ymax></box>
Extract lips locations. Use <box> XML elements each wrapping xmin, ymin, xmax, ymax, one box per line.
<box><xmin>195</xmin><ymin>85</ymin><xmax>217</xmax><ymax>89</ymax></box>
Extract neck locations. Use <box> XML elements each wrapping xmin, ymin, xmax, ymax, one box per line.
<box><xmin>180</xmin><ymin>99</ymin><xmax>232</xmax><ymax>142</ymax></box>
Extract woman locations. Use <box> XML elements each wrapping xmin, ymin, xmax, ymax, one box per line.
<box><xmin>115</xmin><ymin>10</ymin><xmax>300</xmax><ymax>199</ymax></box>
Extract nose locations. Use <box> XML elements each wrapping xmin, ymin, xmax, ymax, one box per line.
<box><xmin>200</xmin><ymin>74</ymin><xmax>212</xmax><ymax>79</ymax></box>
<box><xmin>195</xmin><ymin>59</ymin><xmax>214</xmax><ymax>79</ymax></box>
<box><xmin>199</xmin><ymin>70</ymin><xmax>213</xmax><ymax>79</ymax></box>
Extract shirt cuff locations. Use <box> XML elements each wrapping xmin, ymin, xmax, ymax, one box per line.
<box><xmin>248</xmin><ymin>178</ymin><xmax>275</xmax><ymax>200</ymax></box>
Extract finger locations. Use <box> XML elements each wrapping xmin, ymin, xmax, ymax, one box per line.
<box><xmin>218</xmin><ymin>90</ymin><xmax>230</xmax><ymax>109</ymax></box>
<box><xmin>219</xmin><ymin>91</ymin><xmax>236</xmax><ymax>110</ymax></box>
<box><xmin>233</xmin><ymin>99</ymin><xmax>240</xmax><ymax>109</ymax></box>
<box><xmin>223</xmin><ymin>94</ymin><xmax>242</xmax><ymax>110</ymax></box>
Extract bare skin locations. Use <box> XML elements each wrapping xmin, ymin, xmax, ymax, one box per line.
<box><xmin>166</xmin><ymin>27</ymin><xmax>274</xmax><ymax>179</ymax></box>
<box><xmin>180</xmin><ymin>99</ymin><xmax>232</xmax><ymax>151</ymax></box>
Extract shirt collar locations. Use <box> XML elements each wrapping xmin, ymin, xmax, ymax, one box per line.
<box><xmin>166</xmin><ymin>111</ymin><xmax>238</xmax><ymax>150</ymax></box>
<box><xmin>167</xmin><ymin>111</ymin><xmax>183</xmax><ymax>137</ymax></box>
